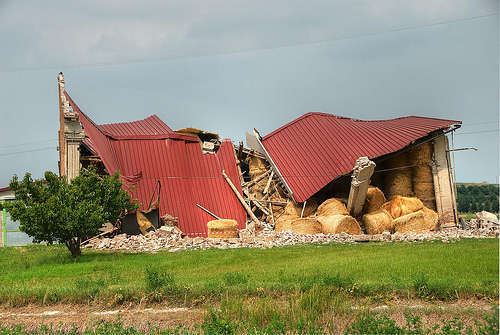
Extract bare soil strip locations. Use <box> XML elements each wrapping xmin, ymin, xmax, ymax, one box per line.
<box><xmin>0</xmin><ymin>298</ymin><xmax>494</xmax><ymax>331</ymax></box>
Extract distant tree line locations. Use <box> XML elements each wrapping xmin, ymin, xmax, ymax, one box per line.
<box><xmin>456</xmin><ymin>184</ymin><xmax>499</xmax><ymax>213</ymax></box>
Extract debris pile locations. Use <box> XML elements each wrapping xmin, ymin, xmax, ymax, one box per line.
<box><xmin>84</xmin><ymin>221</ymin><xmax>498</xmax><ymax>253</ymax></box>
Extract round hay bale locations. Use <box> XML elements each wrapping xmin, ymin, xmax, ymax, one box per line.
<box><xmin>246</xmin><ymin>156</ymin><xmax>268</xmax><ymax>178</ymax></box>
<box><xmin>363</xmin><ymin>186</ymin><xmax>386</xmax><ymax>214</ymax></box>
<box><xmin>408</xmin><ymin>142</ymin><xmax>433</xmax><ymax>164</ymax></box>
<box><xmin>393</xmin><ymin>210</ymin><xmax>428</xmax><ymax>234</ymax></box>
<box><xmin>283</xmin><ymin>217</ymin><xmax>322</xmax><ymax>234</ymax></box>
<box><xmin>422</xmin><ymin>206</ymin><xmax>439</xmax><ymax>231</ymax></box>
<box><xmin>282</xmin><ymin>200</ymin><xmax>318</xmax><ymax>218</ymax></box>
<box><xmin>362</xmin><ymin>209</ymin><xmax>393</xmax><ymax>235</ymax></box>
<box><xmin>275</xmin><ymin>217</ymin><xmax>294</xmax><ymax>232</ymax></box>
<box><xmin>382</xmin><ymin>196</ymin><xmax>423</xmax><ymax>219</ymax></box>
<box><xmin>318</xmin><ymin>215</ymin><xmax>361</xmax><ymax>235</ymax></box>
<box><xmin>207</xmin><ymin>219</ymin><xmax>239</xmax><ymax>238</ymax></box>
<box><xmin>316</xmin><ymin>198</ymin><xmax>348</xmax><ymax>216</ymax></box>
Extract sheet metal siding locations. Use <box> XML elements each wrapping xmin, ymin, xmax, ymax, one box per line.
<box><xmin>262</xmin><ymin>113</ymin><xmax>460</xmax><ymax>202</ymax></box>
<box><xmin>111</xmin><ymin>139</ymin><xmax>246</xmax><ymax>234</ymax></box>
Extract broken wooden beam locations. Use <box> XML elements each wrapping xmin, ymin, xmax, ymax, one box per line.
<box><xmin>222</xmin><ymin>169</ymin><xmax>260</xmax><ymax>224</ymax></box>
<box><xmin>196</xmin><ymin>204</ymin><xmax>221</xmax><ymax>220</ymax></box>
<box><xmin>242</xmin><ymin>170</ymin><xmax>270</xmax><ymax>188</ymax></box>
<box><xmin>263</xmin><ymin>171</ymin><xmax>274</xmax><ymax>195</ymax></box>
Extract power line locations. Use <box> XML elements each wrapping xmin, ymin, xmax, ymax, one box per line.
<box><xmin>454</xmin><ymin>129</ymin><xmax>499</xmax><ymax>135</ymax></box>
<box><xmin>0</xmin><ymin>139</ymin><xmax>57</xmax><ymax>149</ymax></box>
<box><xmin>0</xmin><ymin>146</ymin><xmax>55</xmax><ymax>157</ymax></box>
<box><xmin>0</xmin><ymin>12</ymin><xmax>496</xmax><ymax>73</ymax></box>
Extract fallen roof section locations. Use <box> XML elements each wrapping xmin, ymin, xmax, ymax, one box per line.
<box><xmin>256</xmin><ymin>112</ymin><xmax>461</xmax><ymax>202</ymax></box>
<box><xmin>65</xmin><ymin>92</ymin><xmax>247</xmax><ymax>235</ymax></box>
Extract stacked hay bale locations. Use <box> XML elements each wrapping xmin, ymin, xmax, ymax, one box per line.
<box><xmin>284</xmin><ymin>217</ymin><xmax>322</xmax><ymax>234</ymax></box>
<box><xmin>383</xmin><ymin>152</ymin><xmax>413</xmax><ymax>199</ymax></box>
<box><xmin>382</xmin><ymin>195</ymin><xmax>423</xmax><ymax>218</ymax></box>
<box><xmin>362</xmin><ymin>209</ymin><xmax>393</xmax><ymax>234</ymax></box>
<box><xmin>207</xmin><ymin>219</ymin><xmax>239</xmax><ymax>238</ymax></box>
<box><xmin>316</xmin><ymin>198</ymin><xmax>361</xmax><ymax>235</ymax></box>
<box><xmin>318</xmin><ymin>215</ymin><xmax>361</xmax><ymax>234</ymax></box>
<box><xmin>409</xmin><ymin>142</ymin><xmax>436</xmax><ymax>210</ymax></box>
<box><xmin>362</xmin><ymin>186</ymin><xmax>386</xmax><ymax>214</ymax></box>
<box><xmin>275</xmin><ymin>201</ymin><xmax>319</xmax><ymax>233</ymax></box>
<box><xmin>381</xmin><ymin>196</ymin><xmax>439</xmax><ymax>233</ymax></box>
<box><xmin>361</xmin><ymin>186</ymin><xmax>392</xmax><ymax>234</ymax></box>
<box><xmin>316</xmin><ymin>198</ymin><xmax>348</xmax><ymax>216</ymax></box>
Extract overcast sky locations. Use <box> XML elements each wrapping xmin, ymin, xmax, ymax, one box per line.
<box><xmin>0</xmin><ymin>0</ymin><xmax>498</xmax><ymax>187</ymax></box>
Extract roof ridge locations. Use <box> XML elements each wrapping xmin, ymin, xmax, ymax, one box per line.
<box><xmin>263</xmin><ymin>113</ymin><xmax>461</xmax><ymax>140</ymax></box>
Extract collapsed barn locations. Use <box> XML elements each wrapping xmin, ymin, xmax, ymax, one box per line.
<box><xmin>57</xmin><ymin>73</ymin><xmax>461</xmax><ymax>238</ymax></box>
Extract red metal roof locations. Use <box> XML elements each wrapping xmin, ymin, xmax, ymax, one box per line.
<box><xmin>65</xmin><ymin>91</ymin><xmax>247</xmax><ymax>235</ymax></box>
<box><xmin>99</xmin><ymin>115</ymin><xmax>174</xmax><ymax>137</ymax></box>
<box><xmin>261</xmin><ymin>112</ymin><xmax>461</xmax><ymax>202</ymax></box>
<box><xmin>0</xmin><ymin>186</ymin><xmax>10</xmax><ymax>192</ymax></box>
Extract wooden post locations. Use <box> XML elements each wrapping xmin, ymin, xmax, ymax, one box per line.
<box><xmin>347</xmin><ymin>157</ymin><xmax>375</xmax><ymax>218</ymax></box>
<box><xmin>222</xmin><ymin>170</ymin><xmax>260</xmax><ymax>224</ymax></box>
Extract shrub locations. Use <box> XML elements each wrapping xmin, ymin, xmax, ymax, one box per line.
<box><xmin>1</xmin><ymin>168</ymin><xmax>137</xmax><ymax>257</ymax></box>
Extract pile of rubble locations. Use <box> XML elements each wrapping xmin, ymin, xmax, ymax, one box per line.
<box><xmin>84</xmin><ymin>213</ymin><xmax>498</xmax><ymax>253</ymax></box>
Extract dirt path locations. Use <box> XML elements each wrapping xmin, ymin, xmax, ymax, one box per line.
<box><xmin>0</xmin><ymin>298</ymin><xmax>495</xmax><ymax>332</ymax></box>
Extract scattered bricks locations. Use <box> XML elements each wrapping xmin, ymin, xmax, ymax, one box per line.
<box><xmin>84</xmin><ymin>222</ymin><xmax>498</xmax><ymax>253</ymax></box>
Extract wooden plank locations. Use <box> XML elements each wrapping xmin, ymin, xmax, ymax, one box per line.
<box><xmin>222</xmin><ymin>169</ymin><xmax>260</xmax><ymax>224</ymax></box>
<box><xmin>242</xmin><ymin>170</ymin><xmax>270</xmax><ymax>188</ymax></box>
<box><xmin>242</xmin><ymin>189</ymin><xmax>270</xmax><ymax>215</ymax></box>
<box><xmin>196</xmin><ymin>204</ymin><xmax>221</xmax><ymax>220</ymax></box>
<box><xmin>269</xmin><ymin>203</ymin><xmax>275</xmax><ymax>226</ymax></box>
<box><xmin>263</xmin><ymin>171</ymin><xmax>274</xmax><ymax>195</ymax></box>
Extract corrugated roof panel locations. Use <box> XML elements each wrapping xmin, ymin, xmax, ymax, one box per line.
<box><xmin>65</xmin><ymin>91</ymin><xmax>246</xmax><ymax>235</ymax></box>
<box><xmin>261</xmin><ymin>112</ymin><xmax>461</xmax><ymax>202</ymax></box>
<box><xmin>100</xmin><ymin>115</ymin><xmax>173</xmax><ymax>137</ymax></box>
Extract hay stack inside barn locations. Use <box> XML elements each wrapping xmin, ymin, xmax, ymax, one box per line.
<box><xmin>383</xmin><ymin>152</ymin><xmax>413</xmax><ymax>199</ymax></box>
<box><xmin>409</xmin><ymin>142</ymin><xmax>437</xmax><ymax>210</ymax></box>
<box><xmin>207</xmin><ymin>219</ymin><xmax>239</xmax><ymax>238</ymax></box>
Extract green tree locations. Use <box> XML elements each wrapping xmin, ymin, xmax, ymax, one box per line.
<box><xmin>0</xmin><ymin>168</ymin><xmax>137</xmax><ymax>257</ymax></box>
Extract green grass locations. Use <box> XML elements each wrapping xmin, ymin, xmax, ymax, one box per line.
<box><xmin>0</xmin><ymin>239</ymin><xmax>497</xmax><ymax>306</ymax></box>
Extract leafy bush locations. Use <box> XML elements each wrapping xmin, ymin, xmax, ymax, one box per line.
<box><xmin>0</xmin><ymin>168</ymin><xmax>137</xmax><ymax>257</ymax></box>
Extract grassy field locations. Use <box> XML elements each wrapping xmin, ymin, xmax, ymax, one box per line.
<box><xmin>0</xmin><ymin>238</ymin><xmax>497</xmax><ymax>307</ymax></box>
<box><xmin>0</xmin><ymin>239</ymin><xmax>498</xmax><ymax>334</ymax></box>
